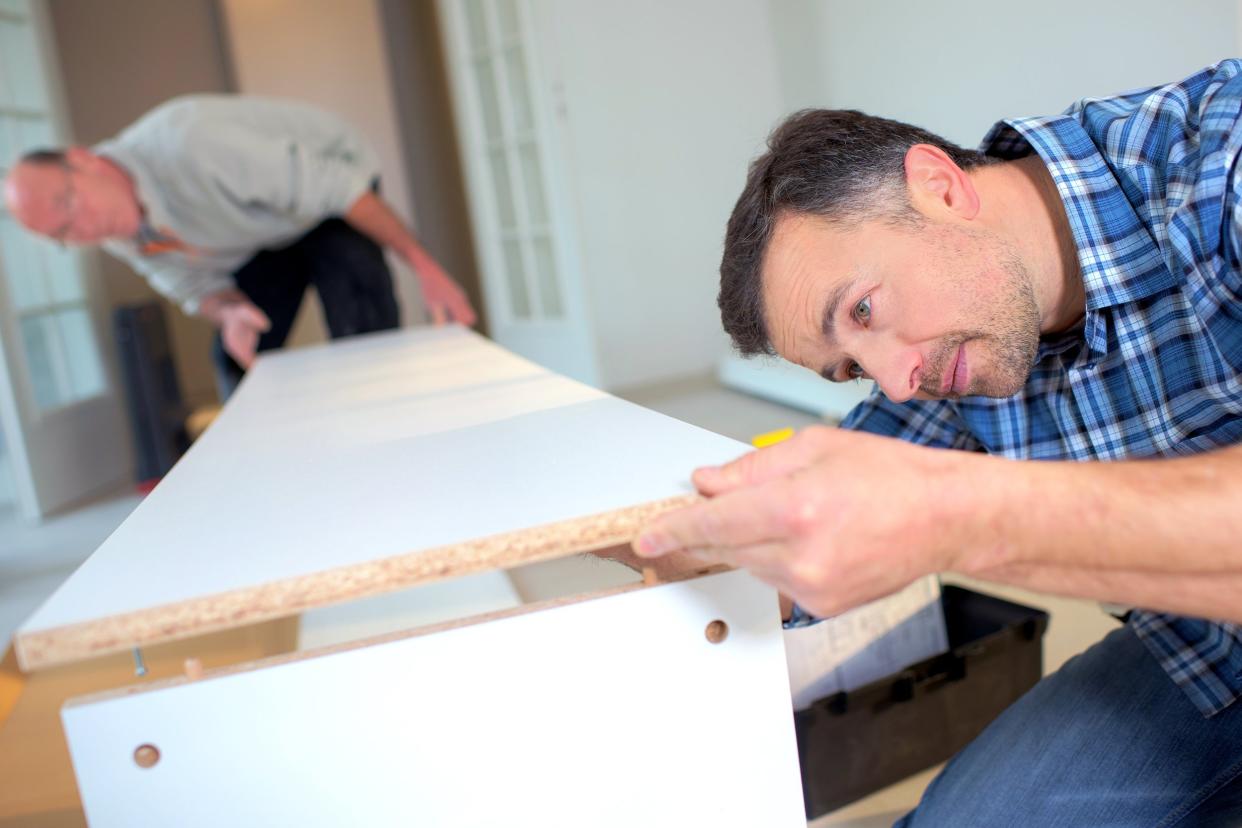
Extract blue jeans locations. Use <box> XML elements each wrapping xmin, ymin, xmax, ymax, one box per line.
<box><xmin>896</xmin><ymin>624</ymin><xmax>1242</xmax><ymax>827</ymax></box>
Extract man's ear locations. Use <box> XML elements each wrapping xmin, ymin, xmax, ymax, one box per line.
<box><xmin>64</xmin><ymin>146</ymin><xmax>102</xmax><ymax>171</ymax></box>
<box><xmin>903</xmin><ymin>144</ymin><xmax>980</xmax><ymax>221</ymax></box>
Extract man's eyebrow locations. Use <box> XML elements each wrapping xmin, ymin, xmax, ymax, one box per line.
<box><xmin>820</xmin><ymin>276</ymin><xmax>860</xmax><ymax>346</ymax></box>
<box><xmin>816</xmin><ymin>276</ymin><xmax>860</xmax><ymax>380</ymax></box>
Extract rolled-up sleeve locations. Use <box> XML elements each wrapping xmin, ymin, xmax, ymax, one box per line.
<box><xmin>151</xmin><ymin>267</ymin><xmax>236</xmax><ymax>316</ymax></box>
<box><xmin>101</xmin><ymin>240</ymin><xmax>234</xmax><ymax>315</ymax></box>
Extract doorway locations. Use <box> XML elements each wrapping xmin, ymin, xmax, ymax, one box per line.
<box><xmin>0</xmin><ymin>0</ymin><xmax>129</xmax><ymax>520</ymax></box>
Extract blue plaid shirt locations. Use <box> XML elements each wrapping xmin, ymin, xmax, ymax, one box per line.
<box><xmin>840</xmin><ymin>61</ymin><xmax>1242</xmax><ymax>718</ymax></box>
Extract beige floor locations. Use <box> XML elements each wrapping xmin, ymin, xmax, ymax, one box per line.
<box><xmin>0</xmin><ymin>375</ymin><xmax>1117</xmax><ymax>826</ymax></box>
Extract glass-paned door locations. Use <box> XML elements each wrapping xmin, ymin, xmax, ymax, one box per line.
<box><xmin>0</xmin><ymin>420</ymin><xmax>15</xmax><ymax>512</ymax></box>
<box><xmin>439</xmin><ymin>0</ymin><xmax>598</xmax><ymax>384</ymax></box>
<box><xmin>0</xmin><ymin>0</ymin><xmax>128</xmax><ymax>519</ymax></box>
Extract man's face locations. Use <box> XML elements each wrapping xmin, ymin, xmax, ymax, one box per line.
<box><xmin>761</xmin><ymin>211</ymin><xmax>1041</xmax><ymax>402</ymax></box>
<box><xmin>2</xmin><ymin>151</ymin><xmax>140</xmax><ymax>245</ymax></box>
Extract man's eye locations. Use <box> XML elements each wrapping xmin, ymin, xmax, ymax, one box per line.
<box><xmin>853</xmin><ymin>295</ymin><xmax>872</xmax><ymax>324</ymax></box>
<box><xmin>847</xmin><ymin>361</ymin><xmax>865</xmax><ymax>380</ymax></box>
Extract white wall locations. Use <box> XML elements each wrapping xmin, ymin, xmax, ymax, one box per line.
<box><xmin>546</xmin><ymin>0</ymin><xmax>787</xmax><ymax>390</ymax></box>
<box><xmin>775</xmin><ymin>0</ymin><xmax>1239</xmax><ymax>146</ymax></box>
<box><xmin>218</xmin><ymin>0</ymin><xmax>426</xmax><ymax>347</ymax></box>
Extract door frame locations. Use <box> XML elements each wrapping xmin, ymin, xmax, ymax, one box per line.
<box><xmin>0</xmin><ymin>0</ymin><xmax>131</xmax><ymax>520</ymax></box>
<box><xmin>436</xmin><ymin>0</ymin><xmax>601</xmax><ymax>385</ymax></box>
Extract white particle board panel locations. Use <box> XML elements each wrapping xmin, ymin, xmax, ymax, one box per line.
<box><xmin>63</xmin><ymin>569</ymin><xmax>806</xmax><ymax>828</ymax></box>
<box><xmin>17</xmin><ymin>327</ymin><xmax>750</xmax><ymax>669</ymax></box>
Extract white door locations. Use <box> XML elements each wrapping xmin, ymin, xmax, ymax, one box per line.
<box><xmin>0</xmin><ymin>0</ymin><xmax>129</xmax><ymax>520</ymax></box>
<box><xmin>438</xmin><ymin>0</ymin><xmax>600</xmax><ymax>385</ymax></box>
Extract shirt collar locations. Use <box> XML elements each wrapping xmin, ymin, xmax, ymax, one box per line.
<box><xmin>92</xmin><ymin>139</ymin><xmax>174</xmax><ymax>244</ymax></box>
<box><xmin>980</xmin><ymin>116</ymin><xmax>1178</xmax><ymax>356</ymax></box>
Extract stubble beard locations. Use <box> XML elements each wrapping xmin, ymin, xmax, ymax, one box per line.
<box><xmin>921</xmin><ymin>250</ymin><xmax>1041</xmax><ymax>399</ymax></box>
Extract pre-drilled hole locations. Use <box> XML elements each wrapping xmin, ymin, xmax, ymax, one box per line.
<box><xmin>705</xmin><ymin>619</ymin><xmax>729</xmax><ymax>644</ymax></box>
<box><xmin>133</xmin><ymin>744</ymin><xmax>160</xmax><ymax>768</ymax></box>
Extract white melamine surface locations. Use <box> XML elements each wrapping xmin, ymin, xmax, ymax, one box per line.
<box><xmin>64</xmin><ymin>569</ymin><xmax>806</xmax><ymax>827</ymax></box>
<box><xmin>20</xmin><ymin>327</ymin><xmax>748</xmax><ymax>636</ymax></box>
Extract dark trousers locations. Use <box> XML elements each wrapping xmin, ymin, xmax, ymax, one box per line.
<box><xmin>211</xmin><ymin>218</ymin><xmax>399</xmax><ymax>400</ymax></box>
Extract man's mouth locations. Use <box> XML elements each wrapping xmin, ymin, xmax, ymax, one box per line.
<box><xmin>939</xmin><ymin>344</ymin><xmax>968</xmax><ymax>396</ymax></box>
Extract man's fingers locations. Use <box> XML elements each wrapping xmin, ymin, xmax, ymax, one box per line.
<box><xmin>420</xmin><ymin>269</ymin><xmax>477</xmax><ymax>327</ymax></box>
<box><xmin>241</xmin><ymin>304</ymin><xmax>271</xmax><ymax>332</ymax></box>
<box><xmin>683</xmin><ymin>543</ymin><xmax>796</xmax><ymax>583</ymax></box>
<box><xmin>634</xmin><ymin>481</ymin><xmax>792</xmax><ymax>558</ymax></box>
<box><xmin>453</xmin><ymin>296</ymin><xmax>478</xmax><ymax>327</ymax></box>
<box><xmin>225</xmin><ymin>329</ymin><xmax>257</xmax><ymax>369</ymax></box>
<box><xmin>693</xmin><ymin>427</ymin><xmax>839</xmax><ymax>496</ymax></box>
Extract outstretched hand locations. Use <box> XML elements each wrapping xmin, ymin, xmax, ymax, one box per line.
<box><xmin>219</xmin><ymin>300</ymin><xmax>271</xmax><ymax>369</ymax></box>
<box><xmin>632</xmin><ymin>426</ymin><xmax>987</xmax><ymax>618</ymax></box>
<box><xmin>412</xmin><ymin>256</ymin><xmax>477</xmax><ymax>327</ymax></box>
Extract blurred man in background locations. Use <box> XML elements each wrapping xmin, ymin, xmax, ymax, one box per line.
<box><xmin>2</xmin><ymin>94</ymin><xmax>476</xmax><ymax>399</ymax></box>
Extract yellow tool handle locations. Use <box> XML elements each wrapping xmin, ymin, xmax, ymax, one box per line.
<box><xmin>751</xmin><ymin>427</ymin><xmax>795</xmax><ymax>449</ymax></box>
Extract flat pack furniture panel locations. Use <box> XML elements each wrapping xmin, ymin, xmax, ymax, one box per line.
<box><xmin>0</xmin><ymin>618</ymin><xmax>300</xmax><ymax>825</ymax></box>
<box><xmin>16</xmin><ymin>327</ymin><xmax>750</xmax><ymax>669</ymax></box>
<box><xmin>63</xmin><ymin>569</ymin><xmax>806</xmax><ymax>828</ymax></box>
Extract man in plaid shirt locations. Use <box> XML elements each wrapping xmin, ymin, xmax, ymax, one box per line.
<box><xmin>636</xmin><ymin>62</ymin><xmax>1242</xmax><ymax>823</ymax></box>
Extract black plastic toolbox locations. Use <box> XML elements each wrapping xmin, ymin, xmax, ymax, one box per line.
<box><xmin>795</xmin><ymin>585</ymin><xmax>1051</xmax><ymax>819</ymax></box>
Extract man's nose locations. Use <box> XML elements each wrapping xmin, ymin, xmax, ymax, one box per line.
<box><xmin>871</xmin><ymin>345</ymin><xmax>922</xmax><ymax>403</ymax></box>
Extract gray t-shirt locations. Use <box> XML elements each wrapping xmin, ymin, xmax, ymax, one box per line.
<box><xmin>96</xmin><ymin>95</ymin><xmax>381</xmax><ymax>313</ymax></box>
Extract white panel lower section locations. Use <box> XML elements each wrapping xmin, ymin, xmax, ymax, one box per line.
<box><xmin>718</xmin><ymin>354</ymin><xmax>876</xmax><ymax>421</ymax></box>
<box><xmin>63</xmin><ymin>570</ymin><xmax>806</xmax><ymax>827</ymax></box>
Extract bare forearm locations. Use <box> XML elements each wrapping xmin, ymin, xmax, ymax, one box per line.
<box><xmin>956</xmin><ymin>444</ymin><xmax>1242</xmax><ymax>612</ymax></box>
<box><xmin>344</xmin><ymin>191</ymin><xmax>476</xmax><ymax>325</ymax></box>
<box><xmin>969</xmin><ymin>563</ymin><xmax>1242</xmax><ymax>623</ymax></box>
<box><xmin>344</xmin><ymin>190</ymin><xmax>425</xmax><ymax>264</ymax></box>
<box><xmin>634</xmin><ymin>426</ymin><xmax>1242</xmax><ymax>624</ymax></box>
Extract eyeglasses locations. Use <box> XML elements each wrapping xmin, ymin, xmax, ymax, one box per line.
<box><xmin>49</xmin><ymin>167</ymin><xmax>81</xmax><ymax>248</ymax></box>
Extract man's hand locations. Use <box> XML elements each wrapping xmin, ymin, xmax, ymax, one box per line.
<box><xmin>201</xmin><ymin>290</ymin><xmax>271</xmax><ymax>369</ymax></box>
<box><xmin>405</xmin><ymin>251</ymin><xmax>478</xmax><ymax>327</ymax></box>
<box><xmin>632</xmin><ymin>426</ymin><xmax>986</xmax><ymax>618</ymax></box>
<box><xmin>590</xmin><ymin>543</ymin><xmax>725</xmax><ymax>584</ymax></box>
<box><xmin>219</xmin><ymin>301</ymin><xmax>271</xmax><ymax>368</ymax></box>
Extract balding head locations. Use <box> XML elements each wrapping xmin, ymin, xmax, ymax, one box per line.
<box><xmin>5</xmin><ymin>151</ymin><xmax>68</xmax><ymax>228</ymax></box>
<box><xmin>3</xmin><ymin>147</ymin><xmax>142</xmax><ymax>244</ymax></box>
